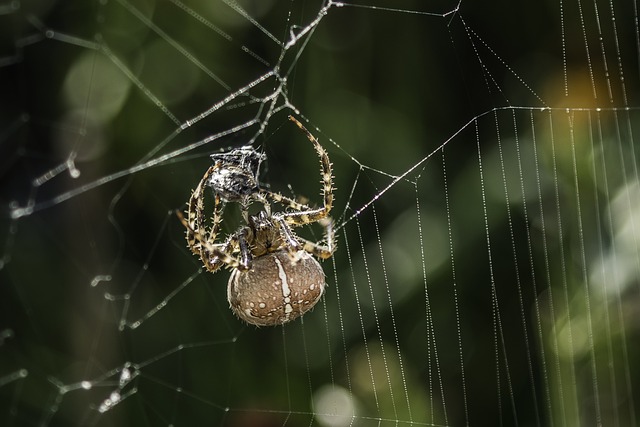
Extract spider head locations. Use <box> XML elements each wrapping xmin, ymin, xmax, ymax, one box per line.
<box><xmin>208</xmin><ymin>146</ymin><xmax>266</xmax><ymax>203</ymax></box>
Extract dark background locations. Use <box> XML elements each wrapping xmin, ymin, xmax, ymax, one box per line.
<box><xmin>1</xmin><ymin>0</ymin><xmax>639</xmax><ymax>426</ymax></box>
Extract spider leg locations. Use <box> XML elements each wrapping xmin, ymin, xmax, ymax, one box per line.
<box><xmin>185</xmin><ymin>166</ymin><xmax>223</xmax><ymax>256</ymax></box>
<box><xmin>177</xmin><ymin>210</ymin><xmax>246</xmax><ymax>272</ymax></box>
<box><xmin>261</xmin><ymin>190</ymin><xmax>311</xmax><ymax>212</ymax></box>
<box><xmin>274</xmin><ymin>216</ymin><xmax>303</xmax><ymax>257</ymax></box>
<box><xmin>300</xmin><ymin>238</ymin><xmax>334</xmax><ymax>260</ymax></box>
<box><xmin>274</xmin><ymin>215</ymin><xmax>335</xmax><ymax>261</ymax></box>
<box><xmin>205</xmin><ymin>227</ymin><xmax>257</xmax><ymax>271</ymax></box>
<box><xmin>242</xmin><ymin>191</ymin><xmax>272</xmax><ymax>224</ymax></box>
<box><xmin>236</xmin><ymin>229</ymin><xmax>253</xmax><ymax>270</ymax></box>
<box><xmin>299</xmin><ymin>217</ymin><xmax>335</xmax><ymax>259</ymax></box>
<box><xmin>208</xmin><ymin>196</ymin><xmax>223</xmax><ymax>240</ymax></box>
<box><xmin>203</xmin><ymin>232</ymin><xmax>239</xmax><ymax>272</ymax></box>
<box><xmin>283</xmin><ymin>116</ymin><xmax>334</xmax><ymax>226</ymax></box>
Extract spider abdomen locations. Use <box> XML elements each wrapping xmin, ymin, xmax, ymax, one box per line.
<box><xmin>227</xmin><ymin>250</ymin><xmax>326</xmax><ymax>326</ymax></box>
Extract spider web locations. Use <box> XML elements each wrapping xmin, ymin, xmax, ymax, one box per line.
<box><xmin>1</xmin><ymin>0</ymin><xmax>639</xmax><ymax>425</ymax></box>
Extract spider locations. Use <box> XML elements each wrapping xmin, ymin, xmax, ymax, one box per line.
<box><xmin>177</xmin><ymin>116</ymin><xmax>335</xmax><ymax>326</ymax></box>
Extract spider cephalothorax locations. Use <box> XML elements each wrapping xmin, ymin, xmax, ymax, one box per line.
<box><xmin>177</xmin><ymin>116</ymin><xmax>335</xmax><ymax>326</ymax></box>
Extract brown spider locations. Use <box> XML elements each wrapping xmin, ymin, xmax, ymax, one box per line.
<box><xmin>177</xmin><ymin>116</ymin><xmax>335</xmax><ymax>326</ymax></box>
